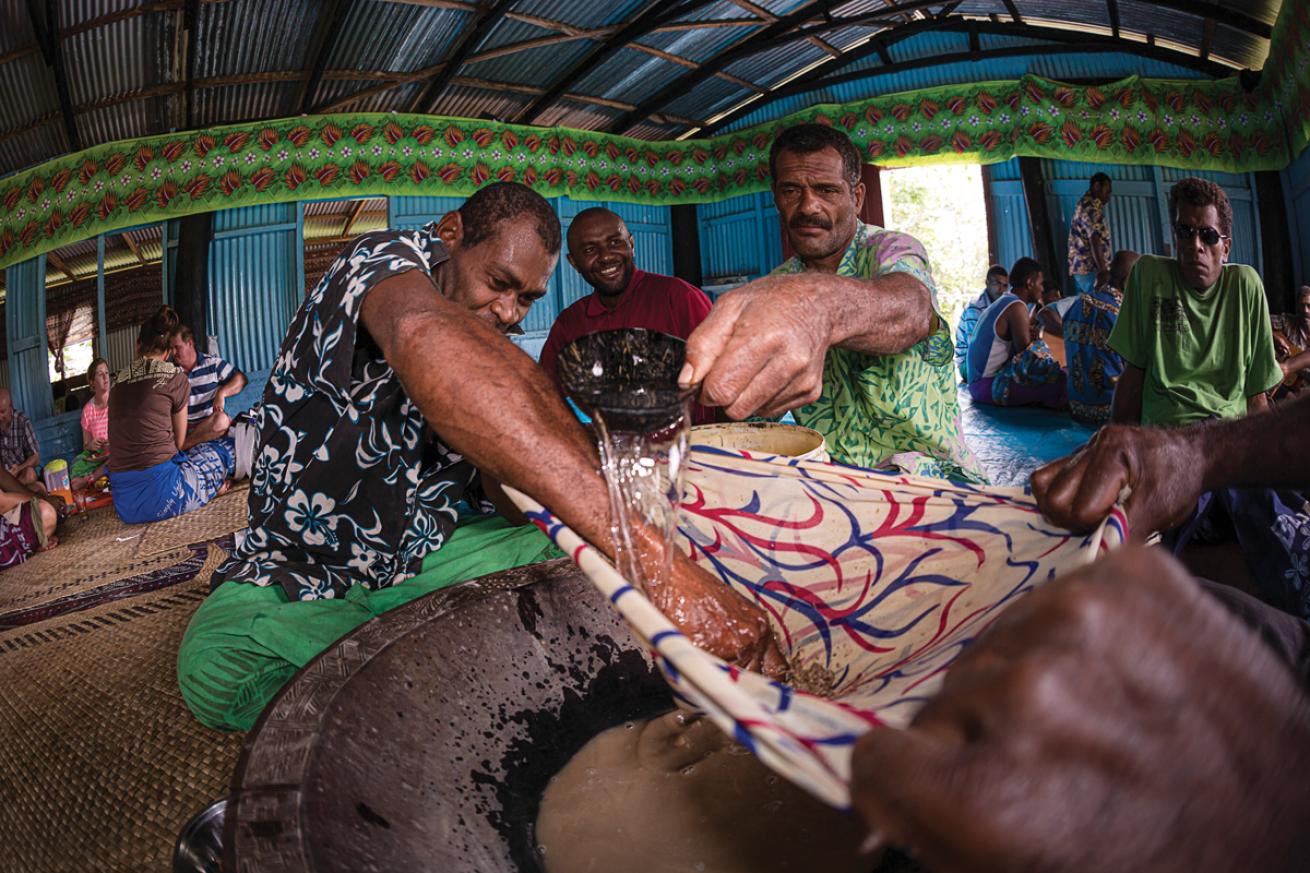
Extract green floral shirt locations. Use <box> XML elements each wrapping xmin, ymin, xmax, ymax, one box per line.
<box><xmin>772</xmin><ymin>222</ymin><xmax>987</xmax><ymax>483</ymax></box>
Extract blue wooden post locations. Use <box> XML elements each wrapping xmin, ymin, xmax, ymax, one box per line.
<box><xmin>95</xmin><ymin>234</ymin><xmax>108</xmax><ymax>359</ymax></box>
<box><xmin>4</xmin><ymin>258</ymin><xmax>54</xmax><ymax>420</ymax></box>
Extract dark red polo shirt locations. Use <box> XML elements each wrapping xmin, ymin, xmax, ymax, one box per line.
<box><xmin>539</xmin><ymin>269</ymin><xmax>717</xmax><ymax>424</ymax></box>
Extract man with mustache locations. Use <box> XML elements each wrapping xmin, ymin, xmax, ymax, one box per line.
<box><xmin>1107</xmin><ymin>177</ymin><xmax>1305</xmax><ymax>617</ymax></box>
<box><xmin>178</xmin><ymin>182</ymin><xmax>778</xmax><ymax>731</ymax></box>
<box><xmin>539</xmin><ymin>207</ymin><xmax>716</xmax><ymax>423</ymax></box>
<box><xmin>681</xmin><ymin>123</ymin><xmax>984</xmax><ymax>482</ymax></box>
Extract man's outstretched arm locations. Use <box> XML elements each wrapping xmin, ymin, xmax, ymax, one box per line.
<box><xmin>360</xmin><ymin>270</ymin><xmax>783</xmax><ymax>672</ymax></box>
<box><xmin>1032</xmin><ymin>391</ymin><xmax>1310</xmax><ymax>536</ymax></box>
<box><xmin>680</xmin><ymin>270</ymin><xmax>933</xmax><ymax>420</ymax></box>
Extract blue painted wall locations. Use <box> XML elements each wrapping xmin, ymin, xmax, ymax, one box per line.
<box><xmin>697</xmin><ymin>192</ymin><xmax>784</xmax><ymax>289</ymax></box>
<box><xmin>208</xmin><ymin>203</ymin><xmax>303</xmax><ymax>373</ymax></box>
<box><xmin>986</xmin><ymin>158</ymin><xmax>1262</xmax><ymax>292</ymax></box>
<box><xmin>1284</xmin><ymin>143</ymin><xmax>1310</xmax><ymax>290</ymax></box>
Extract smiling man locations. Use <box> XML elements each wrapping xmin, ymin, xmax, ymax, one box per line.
<box><xmin>539</xmin><ymin>207</ymin><xmax>715</xmax><ymax>423</ymax></box>
<box><xmin>177</xmin><ymin>183</ymin><xmax>782</xmax><ymax>731</ymax></box>
<box><xmin>681</xmin><ymin>123</ymin><xmax>984</xmax><ymax>482</ymax></box>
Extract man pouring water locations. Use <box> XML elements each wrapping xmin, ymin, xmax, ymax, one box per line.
<box><xmin>177</xmin><ymin>182</ymin><xmax>780</xmax><ymax>734</ymax></box>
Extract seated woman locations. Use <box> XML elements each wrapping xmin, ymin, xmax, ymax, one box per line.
<box><xmin>0</xmin><ymin>465</ymin><xmax>58</xmax><ymax>564</ymax></box>
<box><xmin>966</xmin><ymin>257</ymin><xmax>1068</xmax><ymax>410</ymax></box>
<box><xmin>69</xmin><ymin>358</ymin><xmax>111</xmax><ymax>490</ymax></box>
<box><xmin>107</xmin><ymin>306</ymin><xmax>235</xmax><ymax>524</ymax></box>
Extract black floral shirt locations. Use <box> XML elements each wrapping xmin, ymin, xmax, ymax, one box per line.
<box><xmin>214</xmin><ymin>224</ymin><xmax>485</xmax><ymax>601</ymax></box>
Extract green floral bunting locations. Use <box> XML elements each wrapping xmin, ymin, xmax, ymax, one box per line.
<box><xmin>2</xmin><ymin>3</ymin><xmax>1308</xmax><ymax>274</ymax></box>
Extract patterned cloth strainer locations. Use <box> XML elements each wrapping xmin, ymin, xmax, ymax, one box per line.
<box><xmin>506</xmin><ymin>446</ymin><xmax>1126</xmax><ymax>809</ymax></box>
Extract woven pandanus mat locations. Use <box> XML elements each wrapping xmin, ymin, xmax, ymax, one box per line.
<box><xmin>0</xmin><ymin>545</ymin><xmax>242</xmax><ymax>873</ymax></box>
<box><xmin>0</xmin><ymin>504</ymin><xmax>190</xmax><ymax>620</ymax></box>
<box><xmin>134</xmin><ymin>482</ymin><xmax>250</xmax><ymax>558</ymax></box>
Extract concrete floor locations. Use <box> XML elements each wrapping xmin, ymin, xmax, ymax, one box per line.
<box><xmin>956</xmin><ymin>388</ymin><xmax>1097</xmax><ymax>488</ymax></box>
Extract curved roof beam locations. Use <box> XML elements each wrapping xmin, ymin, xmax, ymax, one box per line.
<box><xmin>607</xmin><ymin>0</ymin><xmax>961</xmax><ymax>134</ymax></box>
<box><xmin>408</xmin><ymin>0</ymin><xmax>519</xmax><ymax>114</ymax></box>
<box><xmin>702</xmin><ymin>20</ymin><xmax>1233</xmax><ymax>135</ymax></box>
<box><xmin>615</xmin><ymin>0</ymin><xmax>1260</xmax><ymax>135</ymax></box>
<box><xmin>513</xmin><ymin>0</ymin><xmax>721</xmax><ymax>125</ymax></box>
<box><xmin>296</xmin><ymin>0</ymin><xmax>354</xmax><ymax>113</ymax></box>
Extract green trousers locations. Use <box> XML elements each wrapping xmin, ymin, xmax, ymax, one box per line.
<box><xmin>177</xmin><ymin>515</ymin><xmax>564</xmax><ymax>732</ymax></box>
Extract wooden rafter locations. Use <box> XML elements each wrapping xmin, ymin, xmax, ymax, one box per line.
<box><xmin>26</xmin><ymin>0</ymin><xmax>81</xmax><ymax>151</ymax></box>
<box><xmin>464</xmin><ymin>29</ymin><xmax>608</xmax><ymax>65</ymax></box>
<box><xmin>296</xmin><ymin>0</ymin><xmax>354</xmax><ymax>113</ymax></box>
<box><xmin>1200</xmin><ymin>17</ymin><xmax>1216</xmax><ymax>61</ymax></box>
<box><xmin>514</xmin><ymin>0</ymin><xmax>719</xmax><ymax>125</ymax></box>
<box><xmin>608</xmin><ymin>0</ymin><xmax>941</xmax><ymax>134</ymax></box>
<box><xmin>408</xmin><ymin>0</ymin><xmax>517</xmax><ymax>114</ymax></box>
<box><xmin>726</xmin><ymin>0</ymin><xmax>842</xmax><ymax>57</ymax></box>
<box><xmin>703</xmin><ymin>20</ymin><xmax>1232</xmax><ymax>134</ymax></box>
<box><xmin>183</xmin><ymin>0</ymin><xmax>199</xmax><ymax>129</ymax></box>
<box><xmin>47</xmin><ymin>251</ymin><xmax>79</xmax><ymax>284</ymax></box>
<box><xmin>1149</xmin><ymin>1</ymin><xmax>1268</xmax><ymax>39</ymax></box>
<box><xmin>614</xmin><ymin>0</ymin><xmax>1254</xmax><ymax>135</ymax></box>
<box><xmin>342</xmin><ymin>199</ymin><xmax>368</xmax><ymax>237</ymax></box>
<box><xmin>377</xmin><ymin>0</ymin><xmax>480</xmax><ymax>10</ymax></box>
<box><xmin>314</xmin><ymin>63</ymin><xmax>444</xmax><ymax>113</ymax></box>
<box><xmin>1106</xmin><ymin>0</ymin><xmax>1120</xmax><ymax>38</ymax></box>
<box><xmin>121</xmin><ymin>233</ymin><xmax>147</xmax><ymax>266</ymax></box>
<box><xmin>1001</xmin><ymin>0</ymin><xmax>1022</xmax><ymax>25</ymax></box>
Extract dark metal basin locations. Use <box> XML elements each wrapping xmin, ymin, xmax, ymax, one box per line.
<box><xmin>226</xmin><ymin>558</ymin><xmax>672</xmax><ymax>873</ymax></box>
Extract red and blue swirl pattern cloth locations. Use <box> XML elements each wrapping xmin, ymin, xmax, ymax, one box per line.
<box><xmin>512</xmin><ymin>446</ymin><xmax>1126</xmax><ymax>808</ymax></box>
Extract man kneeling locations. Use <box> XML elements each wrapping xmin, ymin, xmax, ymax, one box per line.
<box><xmin>178</xmin><ymin>183</ymin><xmax>780</xmax><ymax>732</ymax></box>
<box><xmin>966</xmin><ymin>257</ymin><xmax>1068</xmax><ymax>409</ymax></box>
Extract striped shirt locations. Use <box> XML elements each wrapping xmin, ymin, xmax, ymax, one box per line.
<box><xmin>80</xmin><ymin>399</ymin><xmax>109</xmax><ymax>442</ymax></box>
<box><xmin>185</xmin><ymin>352</ymin><xmax>237</xmax><ymax>422</ymax></box>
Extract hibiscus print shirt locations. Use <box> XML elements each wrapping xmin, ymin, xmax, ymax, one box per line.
<box><xmin>214</xmin><ymin>224</ymin><xmax>485</xmax><ymax>601</ymax></box>
<box><xmin>1067</xmin><ymin>192</ymin><xmax>1111</xmax><ymax>277</ymax></box>
<box><xmin>771</xmin><ymin>221</ymin><xmax>986</xmax><ymax>483</ymax></box>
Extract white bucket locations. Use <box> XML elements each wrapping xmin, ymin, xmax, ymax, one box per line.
<box><xmin>689</xmin><ymin>422</ymin><xmax>829</xmax><ymax>463</ymax></box>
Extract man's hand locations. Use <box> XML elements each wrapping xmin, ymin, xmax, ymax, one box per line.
<box><xmin>851</xmin><ymin>545</ymin><xmax>1310</xmax><ymax>873</ymax></box>
<box><xmin>679</xmin><ymin>276</ymin><xmax>831</xmax><ymax>420</ymax></box>
<box><xmin>1030</xmin><ymin>423</ymin><xmax>1202</xmax><ymax>537</ymax></box>
<box><xmin>656</xmin><ymin>548</ymin><xmax>785</xmax><ymax>678</ymax></box>
<box><xmin>1096</xmin><ymin>268</ymin><xmax>1110</xmax><ymax>287</ymax></box>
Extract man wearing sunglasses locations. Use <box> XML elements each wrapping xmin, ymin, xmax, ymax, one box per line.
<box><xmin>1105</xmin><ymin>177</ymin><xmax>1304</xmax><ymax>619</ymax></box>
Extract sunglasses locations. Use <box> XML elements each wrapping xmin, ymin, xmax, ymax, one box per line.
<box><xmin>1174</xmin><ymin>222</ymin><xmax>1228</xmax><ymax>246</ymax></box>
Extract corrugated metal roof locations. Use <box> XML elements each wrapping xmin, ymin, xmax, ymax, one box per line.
<box><xmin>432</xmin><ymin>81</ymin><xmax>533</xmax><ymax>123</ymax></box>
<box><xmin>638</xmin><ymin>24</ymin><xmax>760</xmax><ymax>64</ymax></box>
<box><xmin>0</xmin><ymin>0</ymin><xmax>1286</xmax><ymax>177</ymax></box>
<box><xmin>195</xmin><ymin>0</ymin><xmax>316</xmax><ymax>78</ymax></box>
<box><xmin>327</xmin><ymin>2</ymin><xmax>467</xmax><ymax>79</ymax></box>
<box><xmin>721</xmin><ymin>48</ymin><xmax>1210</xmax><ymax>132</ymax></box>
<box><xmin>571</xmin><ymin>46</ymin><xmax>690</xmax><ymax>107</ymax></box>
<box><xmin>537</xmin><ymin>100</ymin><xmax>622</xmax><ymax>131</ymax></box>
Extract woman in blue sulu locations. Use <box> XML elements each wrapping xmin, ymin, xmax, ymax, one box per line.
<box><xmin>107</xmin><ymin>306</ymin><xmax>233</xmax><ymax>523</ymax></box>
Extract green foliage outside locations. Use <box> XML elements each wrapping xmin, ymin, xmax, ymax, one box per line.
<box><xmin>881</xmin><ymin>164</ymin><xmax>990</xmax><ymax>336</ymax></box>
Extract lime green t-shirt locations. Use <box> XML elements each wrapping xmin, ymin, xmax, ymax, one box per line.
<box><xmin>771</xmin><ymin>222</ymin><xmax>986</xmax><ymax>483</ymax></box>
<box><xmin>1108</xmin><ymin>254</ymin><xmax>1281</xmax><ymax>427</ymax></box>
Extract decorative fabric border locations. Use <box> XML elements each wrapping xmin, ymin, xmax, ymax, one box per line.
<box><xmin>1260</xmin><ymin>0</ymin><xmax>1310</xmax><ymax>161</ymax></box>
<box><xmin>1</xmin><ymin>17</ymin><xmax>1305</xmax><ymax>274</ymax></box>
